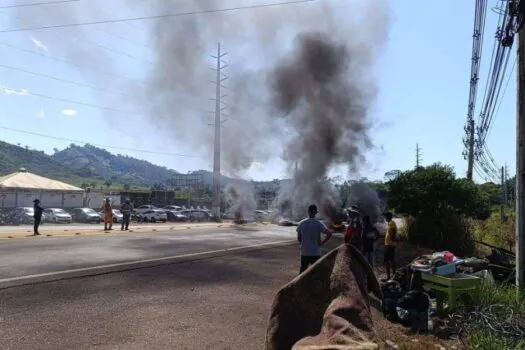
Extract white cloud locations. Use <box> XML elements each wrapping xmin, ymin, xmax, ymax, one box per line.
<box><xmin>62</xmin><ymin>109</ymin><xmax>77</xmax><ymax>117</ymax></box>
<box><xmin>37</xmin><ymin>109</ymin><xmax>45</xmax><ymax>119</ymax></box>
<box><xmin>30</xmin><ymin>36</ymin><xmax>49</xmax><ymax>52</ymax></box>
<box><xmin>0</xmin><ymin>85</ymin><xmax>30</xmax><ymax>96</ymax></box>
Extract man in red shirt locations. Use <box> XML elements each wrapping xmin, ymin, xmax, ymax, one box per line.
<box><xmin>344</xmin><ymin>207</ymin><xmax>362</xmax><ymax>249</ymax></box>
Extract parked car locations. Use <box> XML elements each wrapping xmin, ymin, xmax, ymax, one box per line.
<box><xmin>163</xmin><ymin>205</ymin><xmax>182</xmax><ymax>211</ymax></box>
<box><xmin>71</xmin><ymin>208</ymin><xmax>102</xmax><ymax>223</ymax></box>
<box><xmin>14</xmin><ymin>207</ymin><xmax>46</xmax><ymax>225</ymax></box>
<box><xmin>98</xmin><ymin>209</ymin><xmax>124</xmax><ymax>223</ymax></box>
<box><xmin>180</xmin><ymin>210</ymin><xmax>211</xmax><ymax>222</ymax></box>
<box><xmin>141</xmin><ymin>209</ymin><xmax>167</xmax><ymax>223</ymax></box>
<box><xmin>134</xmin><ymin>205</ymin><xmax>158</xmax><ymax>216</ymax></box>
<box><xmin>43</xmin><ymin>208</ymin><xmax>72</xmax><ymax>224</ymax></box>
<box><xmin>166</xmin><ymin>210</ymin><xmax>188</xmax><ymax>222</ymax></box>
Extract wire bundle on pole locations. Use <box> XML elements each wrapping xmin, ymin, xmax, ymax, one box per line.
<box><xmin>474</xmin><ymin>0</ymin><xmax>521</xmax><ymax>182</ymax></box>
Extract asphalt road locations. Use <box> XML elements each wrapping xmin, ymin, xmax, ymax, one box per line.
<box><xmin>0</xmin><ymin>245</ymin><xmax>303</xmax><ymax>350</ymax></box>
<box><xmin>0</xmin><ymin>226</ymin><xmax>296</xmax><ymax>280</ymax></box>
<box><xmin>0</xmin><ymin>222</ymin><xmax>182</xmax><ymax>233</ymax></box>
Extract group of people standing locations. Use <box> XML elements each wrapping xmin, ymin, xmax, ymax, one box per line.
<box><xmin>296</xmin><ymin>204</ymin><xmax>399</xmax><ymax>280</ymax></box>
<box><xmin>101</xmin><ymin>198</ymin><xmax>133</xmax><ymax>231</ymax></box>
<box><xmin>31</xmin><ymin>197</ymin><xmax>134</xmax><ymax>235</ymax></box>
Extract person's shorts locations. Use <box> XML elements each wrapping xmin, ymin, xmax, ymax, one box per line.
<box><xmin>384</xmin><ymin>245</ymin><xmax>396</xmax><ymax>262</ymax></box>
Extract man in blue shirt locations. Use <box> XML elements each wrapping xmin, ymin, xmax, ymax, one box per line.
<box><xmin>297</xmin><ymin>204</ymin><xmax>333</xmax><ymax>273</ymax></box>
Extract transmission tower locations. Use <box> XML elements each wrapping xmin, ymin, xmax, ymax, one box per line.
<box><xmin>416</xmin><ymin>143</ymin><xmax>422</xmax><ymax>168</ymax></box>
<box><xmin>209</xmin><ymin>42</ymin><xmax>228</xmax><ymax>221</ymax></box>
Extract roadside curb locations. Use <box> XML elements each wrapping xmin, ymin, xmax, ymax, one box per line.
<box><xmin>0</xmin><ymin>239</ymin><xmax>296</xmax><ymax>290</ymax></box>
<box><xmin>0</xmin><ymin>222</ymin><xmax>267</xmax><ymax>241</ymax></box>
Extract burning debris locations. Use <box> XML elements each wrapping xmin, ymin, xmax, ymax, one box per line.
<box><xmin>270</xmin><ymin>28</ymin><xmax>384</xmax><ymax>222</ymax></box>
<box><xmin>347</xmin><ymin>182</ymin><xmax>382</xmax><ymax>224</ymax></box>
<box><xmin>225</xmin><ymin>180</ymin><xmax>256</xmax><ymax>224</ymax></box>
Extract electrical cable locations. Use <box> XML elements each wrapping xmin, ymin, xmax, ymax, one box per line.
<box><xmin>0</xmin><ymin>11</ymin><xmax>155</xmax><ymax>65</ymax></box>
<box><xmin>0</xmin><ymin>0</ymin><xmax>79</xmax><ymax>9</ymax></box>
<box><xmin>0</xmin><ymin>126</ymin><xmax>204</xmax><ymax>158</ymax></box>
<box><xmin>484</xmin><ymin>56</ymin><xmax>516</xmax><ymax>142</ymax></box>
<box><xmin>0</xmin><ymin>0</ymin><xmax>317</xmax><ymax>33</ymax></box>
<box><xmin>0</xmin><ymin>62</ymin><xmax>203</xmax><ymax>103</ymax></box>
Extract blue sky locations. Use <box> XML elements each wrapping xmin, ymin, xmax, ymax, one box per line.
<box><xmin>0</xmin><ymin>0</ymin><xmax>516</xmax><ymax>183</ymax></box>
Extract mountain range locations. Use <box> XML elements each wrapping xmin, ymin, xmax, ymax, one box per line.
<box><xmin>0</xmin><ymin>141</ymin><xmax>273</xmax><ymax>189</ymax></box>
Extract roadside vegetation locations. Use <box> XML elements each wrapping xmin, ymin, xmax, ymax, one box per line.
<box><xmin>386</xmin><ymin>163</ymin><xmax>523</xmax><ymax>348</ymax></box>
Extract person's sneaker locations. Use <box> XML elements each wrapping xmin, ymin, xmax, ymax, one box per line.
<box><xmin>33</xmin><ymin>233</ymin><xmax>40</xmax><ymax>236</ymax></box>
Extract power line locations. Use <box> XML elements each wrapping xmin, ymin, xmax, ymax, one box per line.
<box><xmin>7</xmin><ymin>87</ymin><xmax>139</xmax><ymax>115</ymax></box>
<box><xmin>0</xmin><ymin>0</ymin><xmax>79</xmax><ymax>9</ymax></box>
<box><xmin>0</xmin><ymin>11</ymin><xmax>155</xmax><ymax>65</ymax></box>
<box><xmin>0</xmin><ymin>126</ymin><xmax>204</xmax><ymax>158</ymax></box>
<box><xmin>0</xmin><ymin>38</ymin><xmax>140</xmax><ymax>83</ymax></box>
<box><xmin>0</xmin><ymin>61</ymin><xmax>203</xmax><ymax>103</ymax></box>
<box><xmin>0</xmin><ymin>0</ymin><xmax>317</xmax><ymax>33</ymax></box>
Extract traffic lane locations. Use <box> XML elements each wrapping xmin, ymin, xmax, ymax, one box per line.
<box><xmin>0</xmin><ymin>222</ymin><xmax>221</xmax><ymax>233</ymax></box>
<box><xmin>0</xmin><ymin>245</ymin><xmax>301</xmax><ymax>350</ymax></box>
<box><xmin>0</xmin><ymin>226</ymin><xmax>296</xmax><ymax>279</ymax></box>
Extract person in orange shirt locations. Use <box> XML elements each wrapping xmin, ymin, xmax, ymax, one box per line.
<box><xmin>102</xmin><ymin>198</ymin><xmax>113</xmax><ymax>231</ymax></box>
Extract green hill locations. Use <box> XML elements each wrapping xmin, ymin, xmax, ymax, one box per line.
<box><xmin>0</xmin><ymin>141</ymin><xmax>282</xmax><ymax>190</ymax></box>
<box><xmin>0</xmin><ymin>141</ymin><xmax>84</xmax><ymax>181</ymax></box>
<box><xmin>53</xmin><ymin>144</ymin><xmax>180</xmax><ymax>186</ymax></box>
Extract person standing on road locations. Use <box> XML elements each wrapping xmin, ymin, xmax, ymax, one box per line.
<box><xmin>361</xmin><ymin>215</ymin><xmax>380</xmax><ymax>267</ymax></box>
<box><xmin>297</xmin><ymin>204</ymin><xmax>333</xmax><ymax>274</ymax></box>
<box><xmin>33</xmin><ymin>198</ymin><xmax>43</xmax><ymax>236</ymax></box>
<box><xmin>120</xmin><ymin>198</ymin><xmax>133</xmax><ymax>231</ymax></box>
<box><xmin>384</xmin><ymin>212</ymin><xmax>398</xmax><ymax>280</ymax></box>
<box><xmin>102</xmin><ymin>198</ymin><xmax>113</xmax><ymax>231</ymax></box>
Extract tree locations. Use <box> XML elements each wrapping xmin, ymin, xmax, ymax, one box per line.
<box><xmin>104</xmin><ymin>179</ymin><xmax>112</xmax><ymax>189</ymax></box>
<box><xmin>388</xmin><ymin>163</ymin><xmax>490</xmax><ymax>254</ymax></box>
<box><xmin>478</xmin><ymin>182</ymin><xmax>502</xmax><ymax>207</ymax></box>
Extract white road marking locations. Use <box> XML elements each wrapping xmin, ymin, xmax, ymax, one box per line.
<box><xmin>0</xmin><ymin>239</ymin><xmax>296</xmax><ymax>287</ymax></box>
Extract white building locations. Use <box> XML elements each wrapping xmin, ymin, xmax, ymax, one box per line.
<box><xmin>0</xmin><ymin>168</ymin><xmax>85</xmax><ymax>208</ymax></box>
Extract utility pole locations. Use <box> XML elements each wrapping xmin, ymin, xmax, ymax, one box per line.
<box><xmin>504</xmin><ymin>163</ymin><xmax>509</xmax><ymax>206</ymax></box>
<box><xmin>416</xmin><ymin>143</ymin><xmax>422</xmax><ymax>168</ymax></box>
<box><xmin>516</xmin><ymin>27</ymin><xmax>525</xmax><ymax>294</ymax></box>
<box><xmin>466</xmin><ymin>119</ymin><xmax>476</xmax><ymax>180</ymax></box>
<box><xmin>501</xmin><ymin>166</ymin><xmax>506</xmax><ymax>224</ymax></box>
<box><xmin>210</xmin><ymin>42</ymin><xmax>228</xmax><ymax>221</ymax></box>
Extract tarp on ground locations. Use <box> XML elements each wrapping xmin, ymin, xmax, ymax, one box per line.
<box><xmin>0</xmin><ymin>169</ymin><xmax>83</xmax><ymax>192</ymax></box>
<box><xmin>266</xmin><ymin>244</ymin><xmax>383</xmax><ymax>350</ymax></box>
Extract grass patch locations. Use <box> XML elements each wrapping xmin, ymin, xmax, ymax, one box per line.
<box><xmin>458</xmin><ymin>282</ymin><xmax>525</xmax><ymax>349</ymax></box>
<box><xmin>468</xmin><ymin>330</ymin><xmax>525</xmax><ymax>350</ymax></box>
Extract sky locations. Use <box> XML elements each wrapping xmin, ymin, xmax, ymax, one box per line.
<box><xmin>0</xmin><ymin>0</ymin><xmax>516</xmax><ymax>184</ymax></box>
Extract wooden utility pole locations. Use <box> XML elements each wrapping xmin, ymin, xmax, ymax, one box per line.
<box><xmin>501</xmin><ymin>166</ymin><xmax>506</xmax><ymax>224</ymax></box>
<box><xmin>516</xmin><ymin>29</ymin><xmax>525</xmax><ymax>293</ymax></box>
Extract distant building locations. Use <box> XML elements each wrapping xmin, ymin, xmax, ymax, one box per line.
<box><xmin>0</xmin><ymin>168</ymin><xmax>84</xmax><ymax>208</ymax></box>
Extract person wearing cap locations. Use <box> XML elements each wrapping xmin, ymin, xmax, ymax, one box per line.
<box><xmin>32</xmin><ymin>198</ymin><xmax>44</xmax><ymax>236</ymax></box>
<box><xmin>120</xmin><ymin>198</ymin><xmax>133</xmax><ymax>231</ymax></box>
<box><xmin>296</xmin><ymin>204</ymin><xmax>333</xmax><ymax>274</ymax></box>
<box><xmin>101</xmin><ymin>198</ymin><xmax>113</xmax><ymax>231</ymax></box>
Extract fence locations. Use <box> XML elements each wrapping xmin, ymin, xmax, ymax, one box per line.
<box><xmin>0</xmin><ymin>191</ymin><xmax>84</xmax><ymax>208</ymax></box>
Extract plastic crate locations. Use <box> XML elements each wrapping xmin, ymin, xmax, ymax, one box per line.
<box><xmin>413</xmin><ymin>260</ymin><xmax>464</xmax><ymax>276</ymax></box>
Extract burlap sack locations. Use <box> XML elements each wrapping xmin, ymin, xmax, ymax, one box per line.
<box><xmin>265</xmin><ymin>244</ymin><xmax>383</xmax><ymax>350</ymax></box>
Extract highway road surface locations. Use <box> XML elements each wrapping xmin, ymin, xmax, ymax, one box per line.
<box><xmin>0</xmin><ymin>244</ymin><xmax>303</xmax><ymax>350</ymax></box>
<box><xmin>0</xmin><ymin>225</ymin><xmax>296</xmax><ymax>281</ymax></box>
